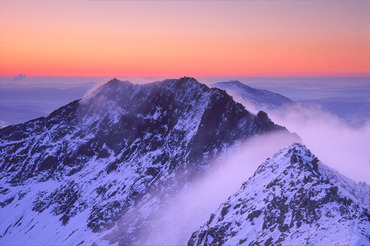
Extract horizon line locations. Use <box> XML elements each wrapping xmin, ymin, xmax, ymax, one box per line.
<box><xmin>2</xmin><ymin>75</ymin><xmax>370</xmax><ymax>79</ymax></box>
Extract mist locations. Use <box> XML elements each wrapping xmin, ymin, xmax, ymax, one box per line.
<box><xmin>135</xmin><ymin>104</ymin><xmax>370</xmax><ymax>244</ymax></box>
<box><xmin>218</xmin><ymin>83</ymin><xmax>370</xmax><ymax>185</ymax></box>
<box><xmin>132</xmin><ymin>131</ymin><xmax>299</xmax><ymax>245</ymax></box>
<box><xmin>268</xmin><ymin>103</ymin><xmax>370</xmax><ymax>184</ymax></box>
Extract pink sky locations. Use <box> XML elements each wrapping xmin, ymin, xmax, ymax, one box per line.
<box><xmin>0</xmin><ymin>0</ymin><xmax>369</xmax><ymax>78</ymax></box>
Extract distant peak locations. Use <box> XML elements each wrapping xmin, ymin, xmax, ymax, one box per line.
<box><xmin>228</xmin><ymin>80</ymin><xmax>243</xmax><ymax>84</ymax></box>
<box><xmin>213</xmin><ymin>80</ymin><xmax>252</xmax><ymax>89</ymax></box>
<box><xmin>230</xmin><ymin>81</ymin><xmax>252</xmax><ymax>88</ymax></box>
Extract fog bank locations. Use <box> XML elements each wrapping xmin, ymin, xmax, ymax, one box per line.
<box><xmin>268</xmin><ymin>104</ymin><xmax>370</xmax><ymax>184</ymax></box>
<box><xmin>141</xmin><ymin>131</ymin><xmax>299</xmax><ymax>245</ymax></box>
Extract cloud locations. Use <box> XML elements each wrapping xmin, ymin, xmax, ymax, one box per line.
<box><xmin>101</xmin><ymin>131</ymin><xmax>298</xmax><ymax>245</ymax></box>
<box><xmin>135</xmin><ymin>106</ymin><xmax>370</xmax><ymax>244</ymax></box>
<box><xmin>268</xmin><ymin>103</ymin><xmax>370</xmax><ymax>184</ymax></box>
<box><xmin>0</xmin><ymin>120</ymin><xmax>8</xmax><ymax>129</ymax></box>
<box><xmin>138</xmin><ymin>131</ymin><xmax>299</xmax><ymax>245</ymax></box>
<box><xmin>102</xmin><ymin>103</ymin><xmax>369</xmax><ymax>245</ymax></box>
<box><xmin>217</xmin><ymin>88</ymin><xmax>260</xmax><ymax>115</ymax></box>
<box><xmin>226</xmin><ymin>90</ymin><xmax>370</xmax><ymax>184</ymax></box>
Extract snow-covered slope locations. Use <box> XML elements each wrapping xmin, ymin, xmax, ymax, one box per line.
<box><xmin>0</xmin><ymin>77</ymin><xmax>289</xmax><ymax>245</ymax></box>
<box><xmin>211</xmin><ymin>80</ymin><xmax>294</xmax><ymax>112</ymax></box>
<box><xmin>189</xmin><ymin>144</ymin><xmax>370</xmax><ymax>246</ymax></box>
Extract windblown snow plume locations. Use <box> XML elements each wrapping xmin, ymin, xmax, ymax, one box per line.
<box><xmin>107</xmin><ymin>131</ymin><xmax>300</xmax><ymax>245</ymax></box>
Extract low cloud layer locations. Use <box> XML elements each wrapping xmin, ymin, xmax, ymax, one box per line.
<box><xmin>139</xmin><ymin>106</ymin><xmax>370</xmax><ymax>244</ymax></box>
<box><xmin>226</xmin><ymin>92</ymin><xmax>370</xmax><ymax>184</ymax></box>
<box><xmin>268</xmin><ymin>104</ymin><xmax>370</xmax><ymax>184</ymax></box>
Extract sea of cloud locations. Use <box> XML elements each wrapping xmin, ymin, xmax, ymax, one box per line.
<box><xmin>269</xmin><ymin>103</ymin><xmax>370</xmax><ymax>184</ymax></box>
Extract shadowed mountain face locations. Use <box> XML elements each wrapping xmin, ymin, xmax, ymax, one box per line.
<box><xmin>0</xmin><ymin>77</ymin><xmax>290</xmax><ymax>245</ymax></box>
<box><xmin>211</xmin><ymin>80</ymin><xmax>294</xmax><ymax>112</ymax></box>
<box><xmin>189</xmin><ymin>144</ymin><xmax>370</xmax><ymax>246</ymax></box>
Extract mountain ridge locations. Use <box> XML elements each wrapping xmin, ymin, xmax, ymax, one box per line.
<box><xmin>189</xmin><ymin>143</ymin><xmax>370</xmax><ymax>245</ymax></box>
<box><xmin>211</xmin><ymin>80</ymin><xmax>294</xmax><ymax>112</ymax></box>
<box><xmin>0</xmin><ymin>77</ymin><xmax>293</xmax><ymax>245</ymax></box>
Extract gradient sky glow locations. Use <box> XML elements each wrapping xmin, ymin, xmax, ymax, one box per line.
<box><xmin>0</xmin><ymin>0</ymin><xmax>369</xmax><ymax>78</ymax></box>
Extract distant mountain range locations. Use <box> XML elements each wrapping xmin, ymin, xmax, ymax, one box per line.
<box><xmin>0</xmin><ymin>78</ymin><xmax>368</xmax><ymax>245</ymax></box>
<box><xmin>212</xmin><ymin>80</ymin><xmax>370</xmax><ymax>125</ymax></box>
<box><xmin>211</xmin><ymin>80</ymin><xmax>294</xmax><ymax>112</ymax></box>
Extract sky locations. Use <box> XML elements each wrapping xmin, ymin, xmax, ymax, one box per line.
<box><xmin>0</xmin><ymin>0</ymin><xmax>369</xmax><ymax>78</ymax></box>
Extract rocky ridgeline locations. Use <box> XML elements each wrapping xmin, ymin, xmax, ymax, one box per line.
<box><xmin>189</xmin><ymin>144</ymin><xmax>370</xmax><ymax>245</ymax></box>
<box><xmin>0</xmin><ymin>77</ymin><xmax>289</xmax><ymax>245</ymax></box>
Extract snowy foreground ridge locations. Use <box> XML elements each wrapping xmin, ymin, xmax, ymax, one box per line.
<box><xmin>189</xmin><ymin>144</ymin><xmax>370</xmax><ymax>245</ymax></box>
<box><xmin>0</xmin><ymin>77</ymin><xmax>369</xmax><ymax>245</ymax></box>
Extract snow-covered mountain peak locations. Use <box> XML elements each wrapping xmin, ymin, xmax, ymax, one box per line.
<box><xmin>213</xmin><ymin>80</ymin><xmax>267</xmax><ymax>95</ymax></box>
<box><xmin>81</xmin><ymin>78</ymin><xmax>135</xmax><ymax>104</ymax></box>
<box><xmin>211</xmin><ymin>80</ymin><xmax>294</xmax><ymax>112</ymax></box>
<box><xmin>0</xmin><ymin>77</ymin><xmax>291</xmax><ymax>245</ymax></box>
<box><xmin>83</xmin><ymin>77</ymin><xmax>206</xmax><ymax>104</ymax></box>
<box><xmin>189</xmin><ymin>143</ymin><xmax>370</xmax><ymax>245</ymax></box>
<box><xmin>253</xmin><ymin>143</ymin><xmax>369</xmax><ymax>209</ymax></box>
<box><xmin>152</xmin><ymin>77</ymin><xmax>210</xmax><ymax>96</ymax></box>
<box><xmin>252</xmin><ymin>143</ymin><xmax>315</xmax><ymax>176</ymax></box>
<box><xmin>220</xmin><ymin>80</ymin><xmax>253</xmax><ymax>89</ymax></box>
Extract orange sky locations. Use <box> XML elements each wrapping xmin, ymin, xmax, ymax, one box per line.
<box><xmin>0</xmin><ymin>0</ymin><xmax>369</xmax><ymax>78</ymax></box>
